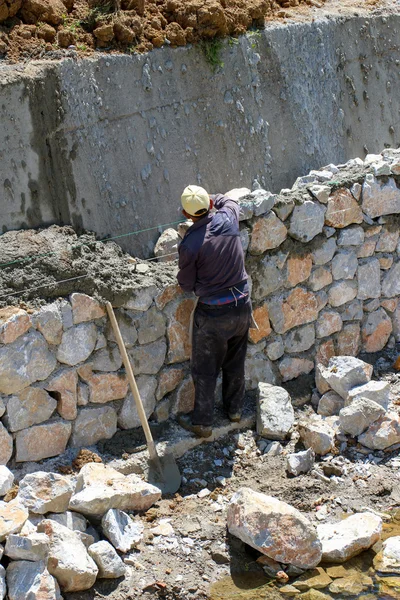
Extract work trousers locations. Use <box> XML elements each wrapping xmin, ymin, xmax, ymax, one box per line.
<box><xmin>191</xmin><ymin>299</ymin><xmax>252</xmax><ymax>427</ymax></box>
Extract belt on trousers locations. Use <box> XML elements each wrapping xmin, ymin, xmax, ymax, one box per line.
<box><xmin>198</xmin><ymin>296</ymin><xmax>249</xmax><ymax>310</ymax></box>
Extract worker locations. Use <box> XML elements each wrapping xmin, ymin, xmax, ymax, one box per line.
<box><xmin>177</xmin><ymin>185</ymin><xmax>252</xmax><ymax>438</ymax></box>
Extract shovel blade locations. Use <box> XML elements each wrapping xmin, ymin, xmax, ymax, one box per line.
<box><xmin>148</xmin><ymin>453</ymin><xmax>181</xmax><ymax>495</ymax></box>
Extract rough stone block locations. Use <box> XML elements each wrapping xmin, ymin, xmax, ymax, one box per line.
<box><xmin>358</xmin><ymin>414</ymin><xmax>400</xmax><ymax>450</ymax></box>
<box><xmin>136</xmin><ymin>307</ymin><xmax>166</xmax><ymax>344</ymax></box>
<box><xmin>319</xmin><ymin>356</ymin><xmax>372</xmax><ymax>400</ymax></box>
<box><xmin>256</xmin><ymin>383</ymin><xmax>294</xmax><ymax>440</ymax></box>
<box><xmin>346</xmin><ymin>380</ymin><xmax>390</xmax><ymax>409</ymax></box>
<box><xmin>317</xmin><ymin>391</ymin><xmax>344</xmax><ymax>416</ymax></box>
<box><xmin>284</xmin><ymin>324</ymin><xmax>315</xmax><ymax>353</ymax></box>
<box><xmin>249</xmin><ymin>212</ymin><xmax>287</xmax><ymax>254</ymax></box>
<box><xmin>17</xmin><ymin>471</ymin><xmax>74</xmax><ymax>515</ymax></box>
<box><xmin>278</xmin><ymin>356</ymin><xmax>314</xmax><ymax>382</ymax></box>
<box><xmin>328</xmin><ymin>281</ymin><xmax>357</xmax><ymax>307</ymax></box>
<box><xmin>335</xmin><ymin>323</ymin><xmax>361</xmax><ymax>356</ymax></box>
<box><xmin>0</xmin><ymin>307</ymin><xmax>31</xmax><ymax>345</ymax></box>
<box><xmin>317</xmin><ymin>513</ymin><xmax>382</xmax><ymax>563</ymax></box>
<box><xmin>6</xmin><ymin>560</ymin><xmax>61</xmax><ymax>600</ymax></box>
<box><xmin>325</xmin><ymin>188</ymin><xmax>363</xmax><ymax>228</ymax></box>
<box><xmin>0</xmin><ymin>499</ymin><xmax>28</xmax><ymax>542</ymax></box>
<box><xmin>337</xmin><ymin>226</ymin><xmax>364</xmax><ymax>246</ymax></box>
<box><xmin>57</xmin><ymin>323</ymin><xmax>97</xmax><ymax>366</ymax></box>
<box><xmin>268</xmin><ymin>288</ymin><xmax>319</xmax><ymax>334</ymax></box>
<box><xmin>70</xmin><ymin>406</ymin><xmax>117</xmax><ymax>448</ymax></box>
<box><xmin>362</xmin><ymin>174</ymin><xmax>400</xmax><ymax>218</ymax></box>
<box><xmin>286</xmin><ymin>254</ymin><xmax>313</xmax><ymax>287</ymax></box>
<box><xmin>312</xmin><ymin>237</ymin><xmax>337</xmax><ymax>265</ymax></box>
<box><xmin>102</xmin><ymin>509</ymin><xmax>144</xmax><ymax>553</ymax></box>
<box><xmin>316</xmin><ymin>311</ymin><xmax>342</xmax><ymax>339</ymax></box>
<box><xmin>357</xmin><ymin>258</ymin><xmax>381</xmax><ymax>300</ymax></box>
<box><xmin>286</xmin><ymin>448</ymin><xmax>315</xmax><ymax>476</ymax></box>
<box><xmin>118</xmin><ymin>375</ymin><xmax>157</xmax><ymax>429</ymax></box>
<box><xmin>298</xmin><ymin>416</ymin><xmax>336</xmax><ymax>456</ymax></box>
<box><xmin>15</xmin><ymin>421</ymin><xmax>71</xmax><ymax>463</ymax></box>
<box><xmin>71</xmin><ymin>293</ymin><xmax>105</xmax><ymax>324</ymax></box>
<box><xmin>45</xmin><ymin>369</ymin><xmax>78</xmax><ymax>420</ymax></box>
<box><xmin>361</xmin><ymin>308</ymin><xmax>392</xmax><ymax>353</ymax></box>
<box><xmin>289</xmin><ymin>200</ymin><xmax>326</xmax><ymax>242</ymax></box>
<box><xmin>88</xmin><ymin>540</ymin><xmax>126</xmax><ymax>578</ymax></box>
<box><xmin>249</xmin><ymin>304</ymin><xmax>271</xmax><ymax>344</ymax></box>
<box><xmin>33</xmin><ymin>303</ymin><xmax>63</xmax><ymax>345</ymax></box>
<box><xmin>4</xmin><ymin>387</ymin><xmax>57</xmax><ymax>432</ymax></box>
<box><xmin>309</xmin><ymin>266</ymin><xmax>332</xmax><ymax>291</ymax></box>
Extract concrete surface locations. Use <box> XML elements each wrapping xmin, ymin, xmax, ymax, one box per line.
<box><xmin>1</xmin><ymin>13</ymin><xmax>400</xmax><ymax>256</ymax></box>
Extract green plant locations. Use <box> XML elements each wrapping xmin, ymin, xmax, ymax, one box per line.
<box><xmin>228</xmin><ymin>36</ymin><xmax>239</xmax><ymax>47</ymax></box>
<box><xmin>201</xmin><ymin>38</ymin><xmax>224</xmax><ymax>72</ymax></box>
<box><xmin>77</xmin><ymin>43</ymin><xmax>88</xmax><ymax>51</ymax></box>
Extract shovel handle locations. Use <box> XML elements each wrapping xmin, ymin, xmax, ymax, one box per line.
<box><xmin>105</xmin><ymin>302</ymin><xmax>158</xmax><ymax>463</ymax></box>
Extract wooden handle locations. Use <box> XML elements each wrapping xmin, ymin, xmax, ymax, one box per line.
<box><xmin>105</xmin><ymin>302</ymin><xmax>158</xmax><ymax>462</ymax></box>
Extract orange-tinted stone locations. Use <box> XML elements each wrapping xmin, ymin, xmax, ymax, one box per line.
<box><xmin>172</xmin><ymin>377</ymin><xmax>195</xmax><ymax>414</ymax></box>
<box><xmin>381</xmin><ymin>299</ymin><xmax>398</xmax><ymax>313</ymax></box>
<box><xmin>88</xmin><ymin>373</ymin><xmax>128</xmax><ymax>404</ymax></box>
<box><xmin>279</xmin><ymin>357</ymin><xmax>314</xmax><ymax>382</ymax></box>
<box><xmin>45</xmin><ymin>369</ymin><xmax>78</xmax><ymax>420</ymax></box>
<box><xmin>315</xmin><ymin>339</ymin><xmax>336</xmax><ymax>367</ymax></box>
<box><xmin>249</xmin><ymin>213</ymin><xmax>287</xmax><ymax>255</ymax></box>
<box><xmin>361</xmin><ymin>309</ymin><xmax>392</xmax><ymax>353</ymax></box>
<box><xmin>155</xmin><ymin>284</ymin><xmax>183</xmax><ymax>310</ymax></box>
<box><xmin>0</xmin><ymin>307</ymin><xmax>31</xmax><ymax>344</ymax></box>
<box><xmin>325</xmin><ymin>188</ymin><xmax>363</xmax><ymax>229</ymax></box>
<box><xmin>71</xmin><ymin>293</ymin><xmax>105</xmax><ymax>324</ymax></box>
<box><xmin>286</xmin><ymin>254</ymin><xmax>313</xmax><ymax>287</ymax></box>
<box><xmin>167</xmin><ymin>298</ymin><xmax>196</xmax><ymax>364</ymax></box>
<box><xmin>335</xmin><ymin>323</ymin><xmax>361</xmax><ymax>356</ymax></box>
<box><xmin>156</xmin><ymin>367</ymin><xmax>185</xmax><ymax>400</ymax></box>
<box><xmin>249</xmin><ymin>304</ymin><xmax>271</xmax><ymax>344</ymax></box>
<box><xmin>357</xmin><ymin>239</ymin><xmax>376</xmax><ymax>258</ymax></box>
<box><xmin>282</xmin><ymin>288</ymin><xmax>319</xmax><ymax>333</ymax></box>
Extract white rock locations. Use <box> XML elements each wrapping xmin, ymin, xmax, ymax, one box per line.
<box><xmin>374</xmin><ymin>535</ymin><xmax>400</xmax><ymax>574</ymax></box>
<box><xmin>319</xmin><ymin>356</ymin><xmax>372</xmax><ymax>400</ymax></box>
<box><xmin>69</xmin><ymin>462</ymin><xmax>161</xmax><ymax>519</ymax></box>
<box><xmin>5</xmin><ymin>532</ymin><xmax>49</xmax><ymax>561</ymax></box>
<box><xmin>118</xmin><ymin>375</ymin><xmax>157</xmax><ymax>430</ymax></box>
<box><xmin>227</xmin><ymin>488</ymin><xmax>322</xmax><ymax>569</ymax></box>
<box><xmin>154</xmin><ymin>228</ymin><xmax>179</xmax><ymax>262</ymax></box>
<box><xmin>17</xmin><ymin>471</ymin><xmax>74</xmax><ymax>515</ymax></box>
<box><xmin>317</xmin><ymin>391</ymin><xmax>344</xmax><ymax>416</ymax></box>
<box><xmin>257</xmin><ymin>383</ymin><xmax>295</xmax><ymax>440</ymax></box>
<box><xmin>339</xmin><ymin>398</ymin><xmax>385</xmax><ymax>437</ymax></box>
<box><xmin>298</xmin><ymin>416</ymin><xmax>336</xmax><ymax>456</ymax></box>
<box><xmin>47</xmin><ymin>511</ymin><xmax>87</xmax><ymax>533</ymax></box>
<box><xmin>358</xmin><ymin>414</ymin><xmax>400</xmax><ymax>450</ymax></box>
<box><xmin>345</xmin><ymin>380</ymin><xmax>390</xmax><ymax>410</ymax></box>
<box><xmin>288</xmin><ymin>200</ymin><xmax>326</xmax><ymax>243</ymax></box>
<box><xmin>6</xmin><ymin>560</ymin><xmax>61</xmax><ymax>600</ymax></box>
<box><xmin>0</xmin><ymin>565</ymin><xmax>4</xmax><ymax>600</ymax></box>
<box><xmin>0</xmin><ymin>465</ymin><xmax>14</xmax><ymax>496</ymax></box>
<box><xmin>102</xmin><ymin>508</ymin><xmax>144</xmax><ymax>553</ymax></box>
<box><xmin>317</xmin><ymin>512</ymin><xmax>382</xmax><ymax>562</ymax></box>
<box><xmin>88</xmin><ymin>540</ymin><xmax>126</xmax><ymax>578</ymax></box>
<box><xmin>0</xmin><ymin>499</ymin><xmax>29</xmax><ymax>542</ymax></box>
<box><xmin>57</xmin><ymin>322</ymin><xmax>97</xmax><ymax>366</ymax></box>
<box><xmin>37</xmin><ymin>519</ymin><xmax>98</xmax><ymax>592</ymax></box>
<box><xmin>286</xmin><ymin>448</ymin><xmax>315</xmax><ymax>476</ymax></box>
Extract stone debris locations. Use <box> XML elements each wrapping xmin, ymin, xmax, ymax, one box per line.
<box><xmin>317</xmin><ymin>512</ymin><xmax>382</xmax><ymax>562</ymax></box>
<box><xmin>17</xmin><ymin>471</ymin><xmax>74</xmax><ymax>514</ymax></box>
<box><xmin>256</xmin><ymin>383</ymin><xmax>295</xmax><ymax>440</ymax></box>
<box><xmin>68</xmin><ymin>463</ymin><xmax>161</xmax><ymax>519</ymax></box>
<box><xmin>5</xmin><ymin>532</ymin><xmax>49</xmax><ymax>562</ymax></box>
<box><xmin>6</xmin><ymin>560</ymin><xmax>62</xmax><ymax>600</ymax></box>
<box><xmin>88</xmin><ymin>540</ymin><xmax>126</xmax><ymax>578</ymax></box>
<box><xmin>373</xmin><ymin>535</ymin><xmax>400</xmax><ymax>574</ymax></box>
<box><xmin>37</xmin><ymin>519</ymin><xmax>98</xmax><ymax>592</ymax></box>
<box><xmin>0</xmin><ymin>465</ymin><xmax>14</xmax><ymax>496</ymax></box>
<box><xmin>339</xmin><ymin>397</ymin><xmax>385</xmax><ymax>437</ymax></box>
<box><xmin>345</xmin><ymin>379</ymin><xmax>390</xmax><ymax>409</ymax></box>
<box><xmin>0</xmin><ymin>500</ymin><xmax>28</xmax><ymax>542</ymax></box>
<box><xmin>317</xmin><ymin>391</ymin><xmax>344</xmax><ymax>416</ymax></box>
<box><xmin>227</xmin><ymin>488</ymin><xmax>322</xmax><ymax>569</ymax></box>
<box><xmin>286</xmin><ymin>448</ymin><xmax>315</xmax><ymax>476</ymax></box>
<box><xmin>102</xmin><ymin>508</ymin><xmax>144</xmax><ymax>553</ymax></box>
<box><xmin>46</xmin><ymin>511</ymin><xmax>87</xmax><ymax>533</ymax></box>
<box><xmin>298</xmin><ymin>416</ymin><xmax>336</xmax><ymax>456</ymax></box>
<box><xmin>358</xmin><ymin>413</ymin><xmax>400</xmax><ymax>450</ymax></box>
<box><xmin>319</xmin><ymin>356</ymin><xmax>373</xmax><ymax>399</ymax></box>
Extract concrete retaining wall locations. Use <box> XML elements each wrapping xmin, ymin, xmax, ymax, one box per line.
<box><xmin>1</xmin><ymin>13</ymin><xmax>400</xmax><ymax>255</ymax></box>
<box><xmin>0</xmin><ymin>151</ymin><xmax>400</xmax><ymax>465</ymax></box>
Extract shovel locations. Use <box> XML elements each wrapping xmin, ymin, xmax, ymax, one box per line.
<box><xmin>106</xmin><ymin>302</ymin><xmax>181</xmax><ymax>495</ymax></box>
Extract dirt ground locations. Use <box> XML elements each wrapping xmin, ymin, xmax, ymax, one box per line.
<box><xmin>46</xmin><ymin>345</ymin><xmax>399</xmax><ymax>600</ymax></box>
<box><xmin>0</xmin><ymin>0</ymin><xmax>397</xmax><ymax>63</ymax></box>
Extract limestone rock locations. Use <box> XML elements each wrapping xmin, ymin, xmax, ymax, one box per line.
<box><xmin>69</xmin><ymin>463</ymin><xmax>161</xmax><ymax>519</ymax></box>
<box><xmin>362</xmin><ymin>174</ymin><xmax>400</xmax><ymax>218</ymax></box>
<box><xmin>5</xmin><ymin>532</ymin><xmax>49</xmax><ymax>561</ymax></box>
<box><xmin>45</xmin><ymin>369</ymin><xmax>78</xmax><ymax>420</ymax></box>
<box><xmin>362</xmin><ymin>308</ymin><xmax>392</xmax><ymax>352</ymax></box>
<box><xmin>267</xmin><ymin>288</ymin><xmax>319</xmax><ymax>334</ymax></box>
<box><xmin>118</xmin><ymin>375</ymin><xmax>156</xmax><ymax>429</ymax></box>
<box><xmin>308</xmin><ymin>266</ymin><xmax>332</xmax><ymax>291</ymax></box>
<box><xmin>358</xmin><ymin>414</ymin><xmax>400</xmax><ymax>450</ymax></box>
<box><xmin>317</xmin><ymin>512</ymin><xmax>382</xmax><ymax>562</ymax></box>
<box><xmin>286</xmin><ymin>448</ymin><xmax>315</xmax><ymax>476</ymax></box>
<box><xmin>289</xmin><ymin>200</ymin><xmax>326</xmax><ymax>242</ymax></box>
<box><xmin>339</xmin><ymin>398</ymin><xmax>385</xmax><ymax>437</ymax></box>
<box><xmin>257</xmin><ymin>383</ymin><xmax>295</xmax><ymax>440</ymax></box>
<box><xmin>245</xmin><ymin>354</ymin><xmax>279</xmax><ymax>390</ymax></box>
<box><xmin>156</xmin><ymin>367</ymin><xmax>184</xmax><ymax>401</ymax></box>
<box><xmin>88</xmin><ymin>540</ymin><xmax>126</xmax><ymax>578</ymax></box>
<box><xmin>0</xmin><ymin>330</ymin><xmax>56</xmax><ymax>395</ymax></box>
<box><xmin>335</xmin><ymin>323</ymin><xmax>361</xmax><ymax>356</ymax></box>
<box><xmin>345</xmin><ymin>380</ymin><xmax>390</xmax><ymax>409</ymax></box>
<box><xmin>33</xmin><ymin>303</ymin><xmax>63</xmax><ymax>345</ymax></box>
<box><xmin>130</xmin><ymin>339</ymin><xmax>167</xmax><ymax>373</ymax></box>
<box><xmin>166</xmin><ymin>298</ymin><xmax>195</xmax><ymax>364</ymax></box>
<box><xmin>227</xmin><ymin>488</ymin><xmax>322</xmax><ymax>569</ymax></box>
<box><xmin>0</xmin><ymin>423</ymin><xmax>13</xmax><ymax>465</ymax></box>
<box><xmin>286</xmin><ymin>254</ymin><xmax>313</xmax><ymax>287</ymax></box>
<box><xmin>312</xmin><ymin>237</ymin><xmax>337</xmax><ymax>265</ymax></box>
<box><xmin>357</xmin><ymin>259</ymin><xmax>381</xmax><ymax>300</ymax></box>
<box><xmin>154</xmin><ymin>228</ymin><xmax>179</xmax><ymax>262</ymax></box>
<box><xmin>5</xmin><ymin>387</ymin><xmax>57</xmax><ymax>431</ymax></box>
<box><xmin>105</xmin><ymin>309</ymin><xmax>137</xmax><ymax>346</ymax></box>
<box><xmin>328</xmin><ymin>280</ymin><xmax>357</xmax><ymax>307</ymax></box>
<box><xmin>249</xmin><ymin>212</ymin><xmax>287</xmax><ymax>254</ymax></box>
<box><xmin>249</xmin><ymin>254</ymin><xmax>284</xmax><ymax>300</ymax></box>
<box><xmin>0</xmin><ymin>465</ymin><xmax>14</xmax><ymax>496</ymax></box>
<box><xmin>57</xmin><ymin>323</ymin><xmax>97</xmax><ymax>366</ymax></box>
<box><xmin>136</xmin><ymin>307</ymin><xmax>166</xmax><ymax>344</ymax></box>
<box><xmin>0</xmin><ymin>499</ymin><xmax>29</xmax><ymax>541</ymax></box>
<box><xmin>37</xmin><ymin>519</ymin><xmax>98</xmax><ymax>592</ymax></box>
<box><xmin>17</xmin><ymin>471</ymin><xmax>74</xmax><ymax>515</ymax></box>
<box><xmin>317</xmin><ymin>391</ymin><xmax>344</xmax><ymax>416</ymax></box>
<box><xmin>15</xmin><ymin>421</ymin><xmax>71</xmax><ymax>463</ymax></box>
<box><xmin>298</xmin><ymin>417</ymin><xmax>336</xmax><ymax>456</ymax></box>
<box><xmin>102</xmin><ymin>508</ymin><xmax>144</xmax><ymax>553</ymax></box>
<box><xmin>47</xmin><ymin>511</ymin><xmax>87</xmax><ymax>532</ymax></box>
<box><xmin>278</xmin><ymin>357</ymin><xmax>314</xmax><ymax>382</ymax></box>
<box><xmin>70</xmin><ymin>406</ymin><xmax>117</xmax><ymax>448</ymax></box>
<box><xmin>91</xmin><ymin>346</ymin><xmax>122</xmax><ymax>371</ymax></box>
<box><xmin>249</xmin><ymin>304</ymin><xmax>272</xmax><ymax>344</ymax></box>
<box><xmin>6</xmin><ymin>560</ymin><xmax>61</xmax><ymax>600</ymax></box>
<box><xmin>71</xmin><ymin>293</ymin><xmax>105</xmax><ymax>324</ymax></box>
<box><xmin>337</xmin><ymin>225</ymin><xmax>364</xmax><ymax>246</ymax></box>
<box><xmin>284</xmin><ymin>324</ymin><xmax>315</xmax><ymax>353</ymax></box>
<box><xmin>0</xmin><ymin>307</ymin><xmax>31</xmax><ymax>344</ymax></box>
<box><xmin>325</xmin><ymin>188</ymin><xmax>363</xmax><ymax>228</ymax></box>
<box><xmin>316</xmin><ymin>311</ymin><xmax>342</xmax><ymax>339</ymax></box>
<box><xmin>315</xmin><ymin>364</ymin><xmax>330</xmax><ymax>394</ymax></box>
<box><xmin>123</xmin><ymin>285</ymin><xmax>157</xmax><ymax>311</ymax></box>
<box><xmin>376</xmin><ymin>227</ymin><xmax>399</xmax><ymax>252</ymax></box>
<box><xmin>292</xmin><ymin>567</ymin><xmax>332</xmax><ymax>591</ymax></box>
<box><xmin>331</xmin><ymin>251</ymin><xmax>358</xmax><ymax>280</ymax></box>
<box><xmin>319</xmin><ymin>356</ymin><xmax>372</xmax><ymax>400</ymax></box>
<box><xmin>373</xmin><ymin>536</ymin><xmax>400</xmax><ymax>574</ymax></box>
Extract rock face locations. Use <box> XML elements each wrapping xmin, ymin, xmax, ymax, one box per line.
<box><xmin>256</xmin><ymin>383</ymin><xmax>294</xmax><ymax>440</ymax></box>
<box><xmin>17</xmin><ymin>472</ymin><xmax>74</xmax><ymax>515</ymax></box>
<box><xmin>68</xmin><ymin>463</ymin><xmax>161</xmax><ymax>519</ymax></box>
<box><xmin>319</xmin><ymin>357</ymin><xmax>372</xmax><ymax>400</ymax></box>
<box><xmin>37</xmin><ymin>519</ymin><xmax>98</xmax><ymax>592</ymax></box>
<box><xmin>227</xmin><ymin>488</ymin><xmax>322</xmax><ymax>569</ymax></box>
<box><xmin>317</xmin><ymin>513</ymin><xmax>382</xmax><ymax>563</ymax></box>
<box><xmin>6</xmin><ymin>560</ymin><xmax>62</xmax><ymax>600</ymax></box>
<box><xmin>102</xmin><ymin>509</ymin><xmax>144</xmax><ymax>553</ymax></box>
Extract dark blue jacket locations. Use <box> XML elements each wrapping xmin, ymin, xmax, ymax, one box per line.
<box><xmin>177</xmin><ymin>194</ymin><xmax>248</xmax><ymax>299</ymax></box>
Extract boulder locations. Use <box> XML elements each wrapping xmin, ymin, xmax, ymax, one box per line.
<box><xmin>286</xmin><ymin>448</ymin><xmax>315</xmax><ymax>476</ymax></box>
<box><xmin>17</xmin><ymin>471</ymin><xmax>74</xmax><ymax>515</ymax></box>
<box><xmin>288</xmin><ymin>200</ymin><xmax>326</xmax><ymax>242</ymax></box>
<box><xmin>37</xmin><ymin>519</ymin><xmax>98</xmax><ymax>592</ymax></box>
<box><xmin>70</xmin><ymin>405</ymin><xmax>117</xmax><ymax>448</ymax></box>
<box><xmin>373</xmin><ymin>536</ymin><xmax>400</xmax><ymax>574</ymax></box>
<box><xmin>68</xmin><ymin>463</ymin><xmax>161</xmax><ymax>519</ymax></box>
<box><xmin>298</xmin><ymin>416</ymin><xmax>336</xmax><ymax>456</ymax></box>
<box><xmin>0</xmin><ymin>499</ymin><xmax>29</xmax><ymax>542</ymax></box>
<box><xmin>57</xmin><ymin>322</ymin><xmax>97</xmax><ymax>366</ymax></box>
<box><xmin>33</xmin><ymin>303</ymin><xmax>63</xmax><ymax>345</ymax></box>
<box><xmin>317</xmin><ymin>391</ymin><xmax>344</xmax><ymax>416</ymax></box>
<box><xmin>154</xmin><ymin>228</ymin><xmax>179</xmax><ymax>262</ymax></box>
<box><xmin>339</xmin><ymin>398</ymin><xmax>385</xmax><ymax>437</ymax></box>
<box><xmin>6</xmin><ymin>560</ymin><xmax>61</xmax><ymax>600</ymax></box>
<box><xmin>4</xmin><ymin>387</ymin><xmax>57</xmax><ymax>432</ymax></box>
<box><xmin>5</xmin><ymin>532</ymin><xmax>49</xmax><ymax>561</ymax></box>
<box><xmin>358</xmin><ymin>414</ymin><xmax>400</xmax><ymax>450</ymax></box>
<box><xmin>345</xmin><ymin>380</ymin><xmax>390</xmax><ymax>409</ymax></box>
<box><xmin>88</xmin><ymin>540</ymin><xmax>126</xmax><ymax>578</ymax></box>
<box><xmin>0</xmin><ymin>465</ymin><xmax>14</xmax><ymax>496</ymax></box>
<box><xmin>319</xmin><ymin>357</ymin><xmax>372</xmax><ymax>400</ymax></box>
<box><xmin>256</xmin><ymin>383</ymin><xmax>294</xmax><ymax>440</ymax></box>
<box><xmin>15</xmin><ymin>421</ymin><xmax>71</xmax><ymax>463</ymax></box>
<box><xmin>0</xmin><ymin>307</ymin><xmax>31</xmax><ymax>344</ymax></box>
<box><xmin>47</xmin><ymin>511</ymin><xmax>87</xmax><ymax>532</ymax></box>
<box><xmin>102</xmin><ymin>508</ymin><xmax>144</xmax><ymax>553</ymax></box>
<box><xmin>317</xmin><ymin>512</ymin><xmax>382</xmax><ymax>562</ymax></box>
<box><xmin>227</xmin><ymin>488</ymin><xmax>322</xmax><ymax>569</ymax></box>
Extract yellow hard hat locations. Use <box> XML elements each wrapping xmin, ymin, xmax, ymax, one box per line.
<box><xmin>181</xmin><ymin>185</ymin><xmax>210</xmax><ymax>216</ymax></box>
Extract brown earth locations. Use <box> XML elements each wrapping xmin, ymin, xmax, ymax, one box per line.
<box><xmin>0</xmin><ymin>0</ymin><xmax>393</xmax><ymax>63</ymax></box>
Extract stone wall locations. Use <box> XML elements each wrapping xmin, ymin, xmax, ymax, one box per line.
<box><xmin>0</xmin><ymin>149</ymin><xmax>400</xmax><ymax>465</ymax></box>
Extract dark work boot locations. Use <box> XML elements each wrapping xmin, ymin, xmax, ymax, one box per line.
<box><xmin>178</xmin><ymin>414</ymin><xmax>212</xmax><ymax>438</ymax></box>
<box><xmin>228</xmin><ymin>412</ymin><xmax>242</xmax><ymax>423</ymax></box>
